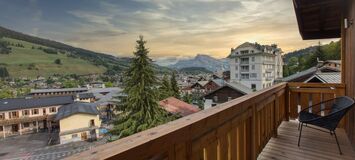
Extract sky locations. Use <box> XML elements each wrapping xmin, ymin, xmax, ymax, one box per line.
<box><xmin>0</xmin><ymin>0</ymin><xmax>338</xmax><ymax>61</ymax></box>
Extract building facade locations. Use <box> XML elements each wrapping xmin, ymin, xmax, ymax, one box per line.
<box><xmin>55</xmin><ymin>102</ymin><xmax>101</xmax><ymax>144</ymax></box>
<box><xmin>0</xmin><ymin>96</ymin><xmax>74</xmax><ymax>138</ymax></box>
<box><xmin>228</xmin><ymin>42</ymin><xmax>283</xmax><ymax>91</ymax></box>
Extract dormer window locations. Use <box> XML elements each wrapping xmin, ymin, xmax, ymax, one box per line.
<box><xmin>241</xmin><ymin>50</ymin><xmax>249</xmax><ymax>54</ymax></box>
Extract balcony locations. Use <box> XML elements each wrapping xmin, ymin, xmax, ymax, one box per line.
<box><xmin>67</xmin><ymin>82</ymin><xmax>355</xmax><ymax>160</ymax></box>
<box><xmin>240</xmin><ymin>61</ymin><xmax>249</xmax><ymax>65</ymax></box>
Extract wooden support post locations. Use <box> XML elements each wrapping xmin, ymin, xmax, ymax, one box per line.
<box><xmin>285</xmin><ymin>85</ymin><xmax>290</xmax><ymax>121</ymax></box>
<box><xmin>36</xmin><ymin>121</ymin><xmax>39</xmax><ymax>132</ymax></box>
<box><xmin>19</xmin><ymin>123</ymin><xmax>22</xmax><ymax>135</ymax></box>
<box><xmin>3</xmin><ymin>125</ymin><xmax>5</xmax><ymax>138</ymax></box>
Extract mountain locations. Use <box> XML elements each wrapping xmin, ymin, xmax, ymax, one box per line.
<box><xmin>169</xmin><ymin>54</ymin><xmax>228</xmax><ymax>72</ymax></box>
<box><xmin>179</xmin><ymin>67</ymin><xmax>213</xmax><ymax>75</ymax></box>
<box><xmin>0</xmin><ymin>26</ymin><xmax>169</xmax><ymax>77</ymax></box>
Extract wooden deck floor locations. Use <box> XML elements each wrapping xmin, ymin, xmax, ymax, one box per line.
<box><xmin>258</xmin><ymin>121</ymin><xmax>355</xmax><ymax>160</ymax></box>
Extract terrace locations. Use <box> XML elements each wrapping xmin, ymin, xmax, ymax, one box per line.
<box><xmin>67</xmin><ymin>0</ymin><xmax>355</xmax><ymax>159</ymax></box>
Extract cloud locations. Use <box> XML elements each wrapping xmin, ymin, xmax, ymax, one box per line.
<box><xmin>8</xmin><ymin>0</ymin><xmax>335</xmax><ymax>59</ymax></box>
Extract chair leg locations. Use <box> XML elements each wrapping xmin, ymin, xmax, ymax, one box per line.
<box><xmin>298</xmin><ymin>122</ymin><xmax>301</xmax><ymax>131</ymax></box>
<box><xmin>298</xmin><ymin>123</ymin><xmax>303</xmax><ymax>147</ymax></box>
<box><xmin>333</xmin><ymin>131</ymin><xmax>342</xmax><ymax>155</ymax></box>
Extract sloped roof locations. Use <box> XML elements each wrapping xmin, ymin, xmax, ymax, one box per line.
<box><xmin>211</xmin><ymin>79</ymin><xmax>225</xmax><ymax>87</ymax></box>
<box><xmin>305</xmin><ymin>72</ymin><xmax>341</xmax><ymax>83</ymax></box>
<box><xmin>30</xmin><ymin>88</ymin><xmax>88</xmax><ymax>94</ymax></box>
<box><xmin>0</xmin><ymin>96</ymin><xmax>74</xmax><ymax>112</ymax></box>
<box><xmin>55</xmin><ymin>102</ymin><xmax>99</xmax><ymax>121</ymax></box>
<box><xmin>281</xmin><ymin>67</ymin><xmax>318</xmax><ymax>82</ymax></box>
<box><xmin>203</xmin><ymin>82</ymin><xmax>252</xmax><ymax>98</ymax></box>
<box><xmin>197</xmin><ymin>81</ymin><xmax>209</xmax><ymax>87</ymax></box>
<box><xmin>225</xmin><ymin>82</ymin><xmax>253</xmax><ymax>94</ymax></box>
<box><xmin>236</xmin><ymin>42</ymin><xmax>256</xmax><ymax>49</ymax></box>
<box><xmin>78</xmin><ymin>93</ymin><xmax>95</xmax><ymax>99</ymax></box>
<box><xmin>159</xmin><ymin>97</ymin><xmax>200</xmax><ymax>116</ymax></box>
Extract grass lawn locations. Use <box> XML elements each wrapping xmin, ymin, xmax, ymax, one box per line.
<box><xmin>0</xmin><ymin>37</ymin><xmax>106</xmax><ymax>78</ymax></box>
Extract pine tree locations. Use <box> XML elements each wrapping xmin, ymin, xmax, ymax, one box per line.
<box><xmin>111</xmin><ymin>36</ymin><xmax>175</xmax><ymax>138</ymax></box>
<box><xmin>170</xmin><ymin>72</ymin><xmax>180</xmax><ymax>98</ymax></box>
<box><xmin>159</xmin><ymin>75</ymin><xmax>172</xmax><ymax>99</ymax></box>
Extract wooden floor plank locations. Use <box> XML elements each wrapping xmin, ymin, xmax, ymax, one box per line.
<box><xmin>258</xmin><ymin>121</ymin><xmax>355</xmax><ymax>160</ymax></box>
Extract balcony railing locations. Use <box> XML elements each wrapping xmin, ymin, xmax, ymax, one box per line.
<box><xmin>67</xmin><ymin>82</ymin><xmax>353</xmax><ymax>160</ymax></box>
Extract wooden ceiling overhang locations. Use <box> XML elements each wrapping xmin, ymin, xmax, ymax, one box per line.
<box><xmin>293</xmin><ymin>0</ymin><xmax>343</xmax><ymax>40</ymax></box>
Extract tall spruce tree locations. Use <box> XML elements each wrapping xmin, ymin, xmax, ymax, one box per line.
<box><xmin>159</xmin><ymin>75</ymin><xmax>172</xmax><ymax>99</ymax></box>
<box><xmin>170</xmin><ymin>72</ymin><xmax>180</xmax><ymax>98</ymax></box>
<box><xmin>111</xmin><ymin>36</ymin><xmax>174</xmax><ymax>137</ymax></box>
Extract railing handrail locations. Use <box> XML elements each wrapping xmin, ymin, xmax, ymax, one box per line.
<box><xmin>67</xmin><ymin>82</ymin><xmax>287</xmax><ymax>160</ymax></box>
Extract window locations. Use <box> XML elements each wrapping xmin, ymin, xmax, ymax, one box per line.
<box><xmin>252</xmin><ymin>65</ymin><xmax>255</xmax><ymax>70</ymax></box>
<box><xmin>213</xmin><ymin>96</ymin><xmax>218</xmax><ymax>102</ymax></box>
<box><xmin>241</xmin><ymin>74</ymin><xmax>249</xmax><ymax>79</ymax></box>
<box><xmin>250</xmin><ymin>73</ymin><xmax>257</xmax><ymax>78</ymax></box>
<box><xmin>251</xmin><ymin>57</ymin><xmax>255</xmax><ymax>62</ymax></box>
<box><xmin>10</xmin><ymin>111</ymin><xmax>18</xmax><ymax>118</ymax></box>
<box><xmin>22</xmin><ymin>110</ymin><xmax>30</xmax><ymax>116</ymax></box>
<box><xmin>33</xmin><ymin>121</ymin><xmax>37</xmax><ymax>126</ymax></box>
<box><xmin>90</xmin><ymin>119</ymin><xmax>95</xmax><ymax>127</ymax></box>
<box><xmin>241</xmin><ymin>66</ymin><xmax>249</xmax><ymax>71</ymax></box>
<box><xmin>23</xmin><ymin>123</ymin><xmax>30</xmax><ymax>128</ymax></box>
<box><xmin>32</xmin><ymin>109</ymin><xmax>39</xmax><ymax>115</ymax></box>
<box><xmin>0</xmin><ymin>113</ymin><xmax>4</xmax><ymax>120</ymax></box>
<box><xmin>72</xmin><ymin>134</ymin><xmax>78</xmax><ymax>138</ymax></box>
<box><xmin>240</xmin><ymin>50</ymin><xmax>249</xmax><ymax>54</ymax></box>
<box><xmin>50</xmin><ymin>107</ymin><xmax>56</xmax><ymax>113</ymax></box>
<box><xmin>0</xmin><ymin>126</ymin><xmax>3</xmax><ymax>131</ymax></box>
<box><xmin>251</xmin><ymin>84</ymin><xmax>256</xmax><ymax>90</ymax></box>
<box><xmin>241</xmin><ymin>58</ymin><xmax>249</xmax><ymax>64</ymax></box>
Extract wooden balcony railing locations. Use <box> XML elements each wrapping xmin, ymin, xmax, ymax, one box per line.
<box><xmin>68</xmin><ymin>83</ymin><xmax>287</xmax><ymax>160</ymax></box>
<box><xmin>67</xmin><ymin>82</ymin><xmax>349</xmax><ymax>160</ymax></box>
<box><xmin>286</xmin><ymin>83</ymin><xmax>346</xmax><ymax>125</ymax></box>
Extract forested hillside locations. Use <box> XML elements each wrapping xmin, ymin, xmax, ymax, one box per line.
<box><xmin>283</xmin><ymin>41</ymin><xmax>340</xmax><ymax>77</ymax></box>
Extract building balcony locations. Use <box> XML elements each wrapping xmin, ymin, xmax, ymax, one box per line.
<box><xmin>66</xmin><ymin>82</ymin><xmax>355</xmax><ymax>160</ymax></box>
<box><xmin>240</xmin><ymin>61</ymin><xmax>249</xmax><ymax>65</ymax></box>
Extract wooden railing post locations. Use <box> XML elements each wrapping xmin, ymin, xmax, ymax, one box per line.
<box><xmin>285</xmin><ymin>84</ymin><xmax>290</xmax><ymax>121</ymax></box>
<box><xmin>251</xmin><ymin>105</ymin><xmax>257</xmax><ymax>160</ymax></box>
<box><xmin>273</xmin><ymin>94</ymin><xmax>278</xmax><ymax>138</ymax></box>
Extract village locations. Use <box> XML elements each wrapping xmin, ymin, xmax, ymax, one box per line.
<box><xmin>0</xmin><ymin>41</ymin><xmax>343</xmax><ymax>159</ymax></box>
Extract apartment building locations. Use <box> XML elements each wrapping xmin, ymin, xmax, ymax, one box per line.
<box><xmin>228</xmin><ymin>42</ymin><xmax>283</xmax><ymax>90</ymax></box>
<box><xmin>0</xmin><ymin>96</ymin><xmax>74</xmax><ymax>138</ymax></box>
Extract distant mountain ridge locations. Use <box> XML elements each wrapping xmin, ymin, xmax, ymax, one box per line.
<box><xmin>169</xmin><ymin>54</ymin><xmax>228</xmax><ymax>72</ymax></box>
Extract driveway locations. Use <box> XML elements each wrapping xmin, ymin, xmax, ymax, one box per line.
<box><xmin>0</xmin><ymin>133</ymin><xmax>107</xmax><ymax>160</ymax></box>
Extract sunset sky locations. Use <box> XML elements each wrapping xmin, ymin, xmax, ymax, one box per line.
<box><xmin>0</xmin><ymin>0</ymin><xmax>338</xmax><ymax>60</ymax></box>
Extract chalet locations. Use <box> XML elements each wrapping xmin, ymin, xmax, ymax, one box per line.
<box><xmin>159</xmin><ymin>97</ymin><xmax>200</xmax><ymax>117</ymax></box>
<box><xmin>203</xmin><ymin>82</ymin><xmax>252</xmax><ymax>109</ymax></box>
<box><xmin>281</xmin><ymin>60</ymin><xmax>341</xmax><ymax>82</ymax></box>
<box><xmin>305</xmin><ymin>72</ymin><xmax>341</xmax><ymax>83</ymax></box>
<box><xmin>55</xmin><ymin>102</ymin><xmax>101</xmax><ymax>144</ymax></box>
